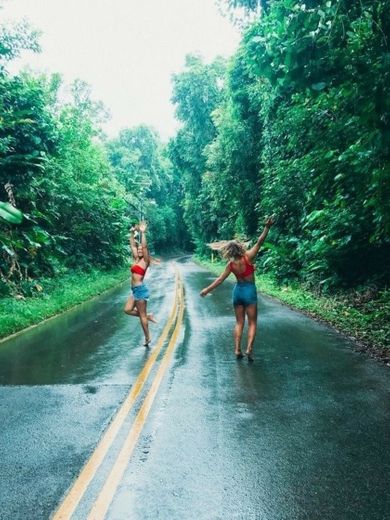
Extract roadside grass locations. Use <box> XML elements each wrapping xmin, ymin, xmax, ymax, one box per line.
<box><xmin>196</xmin><ymin>257</ymin><xmax>389</xmax><ymax>363</ymax></box>
<box><xmin>0</xmin><ymin>267</ymin><xmax>129</xmax><ymax>340</ymax></box>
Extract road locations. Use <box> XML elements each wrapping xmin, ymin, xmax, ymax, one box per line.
<box><xmin>0</xmin><ymin>257</ymin><xmax>388</xmax><ymax>520</ymax></box>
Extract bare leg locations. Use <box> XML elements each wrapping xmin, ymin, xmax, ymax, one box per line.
<box><xmin>124</xmin><ymin>295</ymin><xmax>139</xmax><ymax>316</ymax></box>
<box><xmin>233</xmin><ymin>305</ymin><xmax>245</xmax><ymax>358</ymax></box>
<box><xmin>245</xmin><ymin>304</ymin><xmax>258</xmax><ymax>361</ymax></box>
<box><xmin>136</xmin><ymin>299</ymin><xmax>151</xmax><ymax>346</ymax></box>
<box><xmin>125</xmin><ymin>295</ymin><xmax>156</xmax><ymax>322</ymax></box>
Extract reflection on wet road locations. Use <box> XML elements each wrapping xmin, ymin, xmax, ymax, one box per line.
<box><xmin>0</xmin><ymin>258</ymin><xmax>388</xmax><ymax>520</ymax></box>
<box><xmin>0</xmin><ymin>264</ymin><xmax>175</xmax><ymax>385</ymax></box>
<box><xmin>109</xmin><ymin>258</ymin><xmax>389</xmax><ymax>520</ymax></box>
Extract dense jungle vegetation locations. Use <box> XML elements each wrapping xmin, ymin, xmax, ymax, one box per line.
<box><xmin>0</xmin><ymin>15</ymin><xmax>186</xmax><ymax>299</ymax></box>
<box><xmin>0</xmin><ymin>0</ymin><xmax>389</xmax><ymax>352</ymax></box>
<box><xmin>171</xmin><ymin>0</ymin><xmax>389</xmax><ymax>292</ymax></box>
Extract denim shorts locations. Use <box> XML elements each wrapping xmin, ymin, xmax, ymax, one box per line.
<box><xmin>232</xmin><ymin>282</ymin><xmax>257</xmax><ymax>307</ymax></box>
<box><xmin>132</xmin><ymin>283</ymin><xmax>150</xmax><ymax>301</ymax></box>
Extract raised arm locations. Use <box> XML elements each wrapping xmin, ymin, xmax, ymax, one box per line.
<box><xmin>246</xmin><ymin>215</ymin><xmax>276</xmax><ymax>261</ymax></box>
<box><xmin>139</xmin><ymin>221</ymin><xmax>150</xmax><ymax>264</ymax></box>
<box><xmin>129</xmin><ymin>226</ymin><xmax>139</xmax><ymax>260</ymax></box>
<box><xmin>200</xmin><ymin>263</ymin><xmax>231</xmax><ymax>297</ymax></box>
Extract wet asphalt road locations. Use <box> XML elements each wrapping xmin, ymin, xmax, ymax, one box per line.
<box><xmin>0</xmin><ymin>257</ymin><xmax>389</xmax><ymax>520</ymax></box>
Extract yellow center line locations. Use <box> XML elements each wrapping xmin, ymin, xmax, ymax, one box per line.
<box><xmin>87</xmin><ymin>278</ymin><xmax>185</xmax><ymax>520</ymax></box>
<box><xmin>52</xmin><ymin>271</ymin><xmax>180</xmax><ymax>520</ymax></box>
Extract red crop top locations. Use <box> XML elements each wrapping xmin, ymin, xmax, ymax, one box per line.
<box><xmin>130</xmin><ymin>264</ymin><xmax>147</xmax><ymax>276</ymax></box>
<box><xmin>229</xmin><ymin>255</ymin><xmax>255</xmax><ymax>278</ymax></box>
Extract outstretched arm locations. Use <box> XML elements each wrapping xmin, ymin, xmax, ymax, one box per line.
<box><xmin>129</xmin><ymin>226</ymin><xmax>138</xmax><ymax>260</ymax></box>
<box><xmin>200</xmin><ymin>264</ymin><xmax>231</xmax><ymax>297</ymax></box>
<box><xmin>139</xmin><ymin>221</ymin><xmax>150</xmax><ymax>264</ymax></box>
<box><xmin>246</xmin><ymin>215</ymin><xmax>276</xmax><ymax>261</ymax></box>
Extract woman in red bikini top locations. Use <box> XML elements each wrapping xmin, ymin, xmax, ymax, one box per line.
<box><xmin>228</xmin><ymin>254</ymin><xmax>256</xmax><ymax>281</ymax></box>
<box><xmin>200</xmin><ymin>215</ymin><xmax>276</xmax><ymax>361</ymax></box>
<box><xmin>124</xmin><ymin>221</ymin><xmax>156</xmax><ymax>347</ymax></box>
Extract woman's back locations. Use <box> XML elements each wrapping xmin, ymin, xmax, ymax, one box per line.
<box><xmin>229</xmin><ymin>255</ymin><xmax>255</xmax><ymax>281</ymax></box>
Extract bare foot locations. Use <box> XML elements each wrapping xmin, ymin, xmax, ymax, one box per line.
<box><xmin>245</xmin><ymin>350</ymin><xmax>254</xmax><ymax>363</ymax></box>
<box><xmin>144</xmin><ymin>338</ymin><xmax>152</xmax><ymax>347</ymax></box>
<box><xmin>147</xmin><ymin>314</ymin><xmax>157</xmax><ymax>323</ymax></box>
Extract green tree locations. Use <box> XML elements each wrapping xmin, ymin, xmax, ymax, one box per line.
<box><xmin>0</xmin><ymin>19</ymin><xmax>129</xmax><ymax>293</ymax></box>
<box><xmin>107</xmin><ymin>125</ymin><xmax>189</xmax><ymax>252</ymax></box>
<box><xmin>241</xmin><ymin>0</ymin><xmax>390</xmax><ymax>287</ymax></box>
<box><xmin>169</xmin><ymin>54</ymin><xmax>226</xmax><ymax>251</ymax></box>
<box><xmin>175</xmin><ymin>0</ymin><xmax>389</xmax><ymax>290</ymax></box>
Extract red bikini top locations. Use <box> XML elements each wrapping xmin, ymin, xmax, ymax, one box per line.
<box><xmin>229</xmin><ymin>255</ymin><xmax>255</xmax><ymax>278</ymax></box>
<box><xmin>130</xmin><ymin>264</ymin><xmax>147</xmax><ymax>276</ymax></box>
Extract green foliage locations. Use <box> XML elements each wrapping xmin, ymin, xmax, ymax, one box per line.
<box><xmin>107</xmin><ymin>125</ymin><xmax>161</xmax><ymax>195</ymax></box>
<box><xmin>0</xmin><ymin>20</ymin><xmax>131</xmax><ymax>294</ymax></box>
<box><xmin>2</xmin><ymin>0</ymin><xmax>389</xmax><ymax>304</ymax></box>
<box><xmin>0</xmin><ymin>202</ymin><xmax>23</xmax><ymax>224</ymax></box>
<box><xmin>186</xmin><ymin>0</ymin><xmax>390</xmax><ymax>291</ymax></box>
<box><xmin>107</xmin><ymin>125</ymin><xmax>189</xmax><ymax>252</ymax></box>
<box><xmin>217</xmin><ymin>0</ymin><xmax>268</xmax><ymax>28</ymax></box>
<box><xmin>0</xmin><ymin>18</ymin><xmax>40</xmax><ymax>65</ymax></box>
<box><xmin>0</xmin><ymin>267</ymin><xmax>128</xmax><ymax>339</ymax></box>
<box><xmin>203</xmin><ymin>50</ymin><xmax>263</xmax><ymax>240</ymax></box>
<box><xmin>168</xmin><ymin>54</ymin><xmax>227</xmax><ymax>251</ymax></box>
<box><xmin>44</xmin><ymin>81</ymin><xmax>128</xmax><ymax>270</ymax></box>
<box><xmin>243</xmin><ymin>0</ymin><xmax>390</xmax><ymax>288</ymax></box>
<box><xmin>0</xmin><ymin>11</ymin><xmax>187</xmax><ymax>300</ymax></box>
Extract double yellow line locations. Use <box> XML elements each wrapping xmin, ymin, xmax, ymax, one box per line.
<box><xmin>53</xmin><ymin>271</ymin><xmax>184</xmax><ymax>520</ymax></box>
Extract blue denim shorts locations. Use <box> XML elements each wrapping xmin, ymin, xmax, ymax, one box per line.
<box><xmin>232</xmin><ymin>282</ymin><xmax>257</xmax><ymax>307</ymax></box>
<box><xmin>132</xmin><ymin>283</ymin><xmax>150</xmax><ymax>301</ymax></box>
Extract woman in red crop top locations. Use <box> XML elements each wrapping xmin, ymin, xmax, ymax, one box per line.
<box><xmin>200</xmin><ymin>215</ymin><xmax>275</xmax><ymax>361</ymax></box>
<box><xmin>124</xmin><ymin>221</ymin><xmax>156</xmax><ymax>347</ymax></box>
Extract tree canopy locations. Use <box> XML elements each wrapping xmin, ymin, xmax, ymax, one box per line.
<box><xmin>0</xmin><ymin>15</ymin><xmax>185</xmax><ymax>296</ymax></box>
<box><xmin>169</xmin><ymin>0</ymin><xmax>389</xmax><ymax>290</ymax></box>
<box><xmin>1</xmin><ymin>0</ymin><xmax>389</xmax><ymax>296</ymax></box>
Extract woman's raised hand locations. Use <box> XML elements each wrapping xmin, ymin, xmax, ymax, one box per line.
<box><xmin>265</xmin><ymin>214</ymin><xmax>276</xmax><ymax>228</ymax></box>
<box><xmin>139</xmin><ymin>221</ymin><xmax>147</xmax><ymax>233</ymax></box>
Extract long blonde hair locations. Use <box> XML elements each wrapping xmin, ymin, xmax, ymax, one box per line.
<box><xmin>208</xmin><ymin>240</ymin><xmax>247</xmax><ymax>261</ymax></box>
